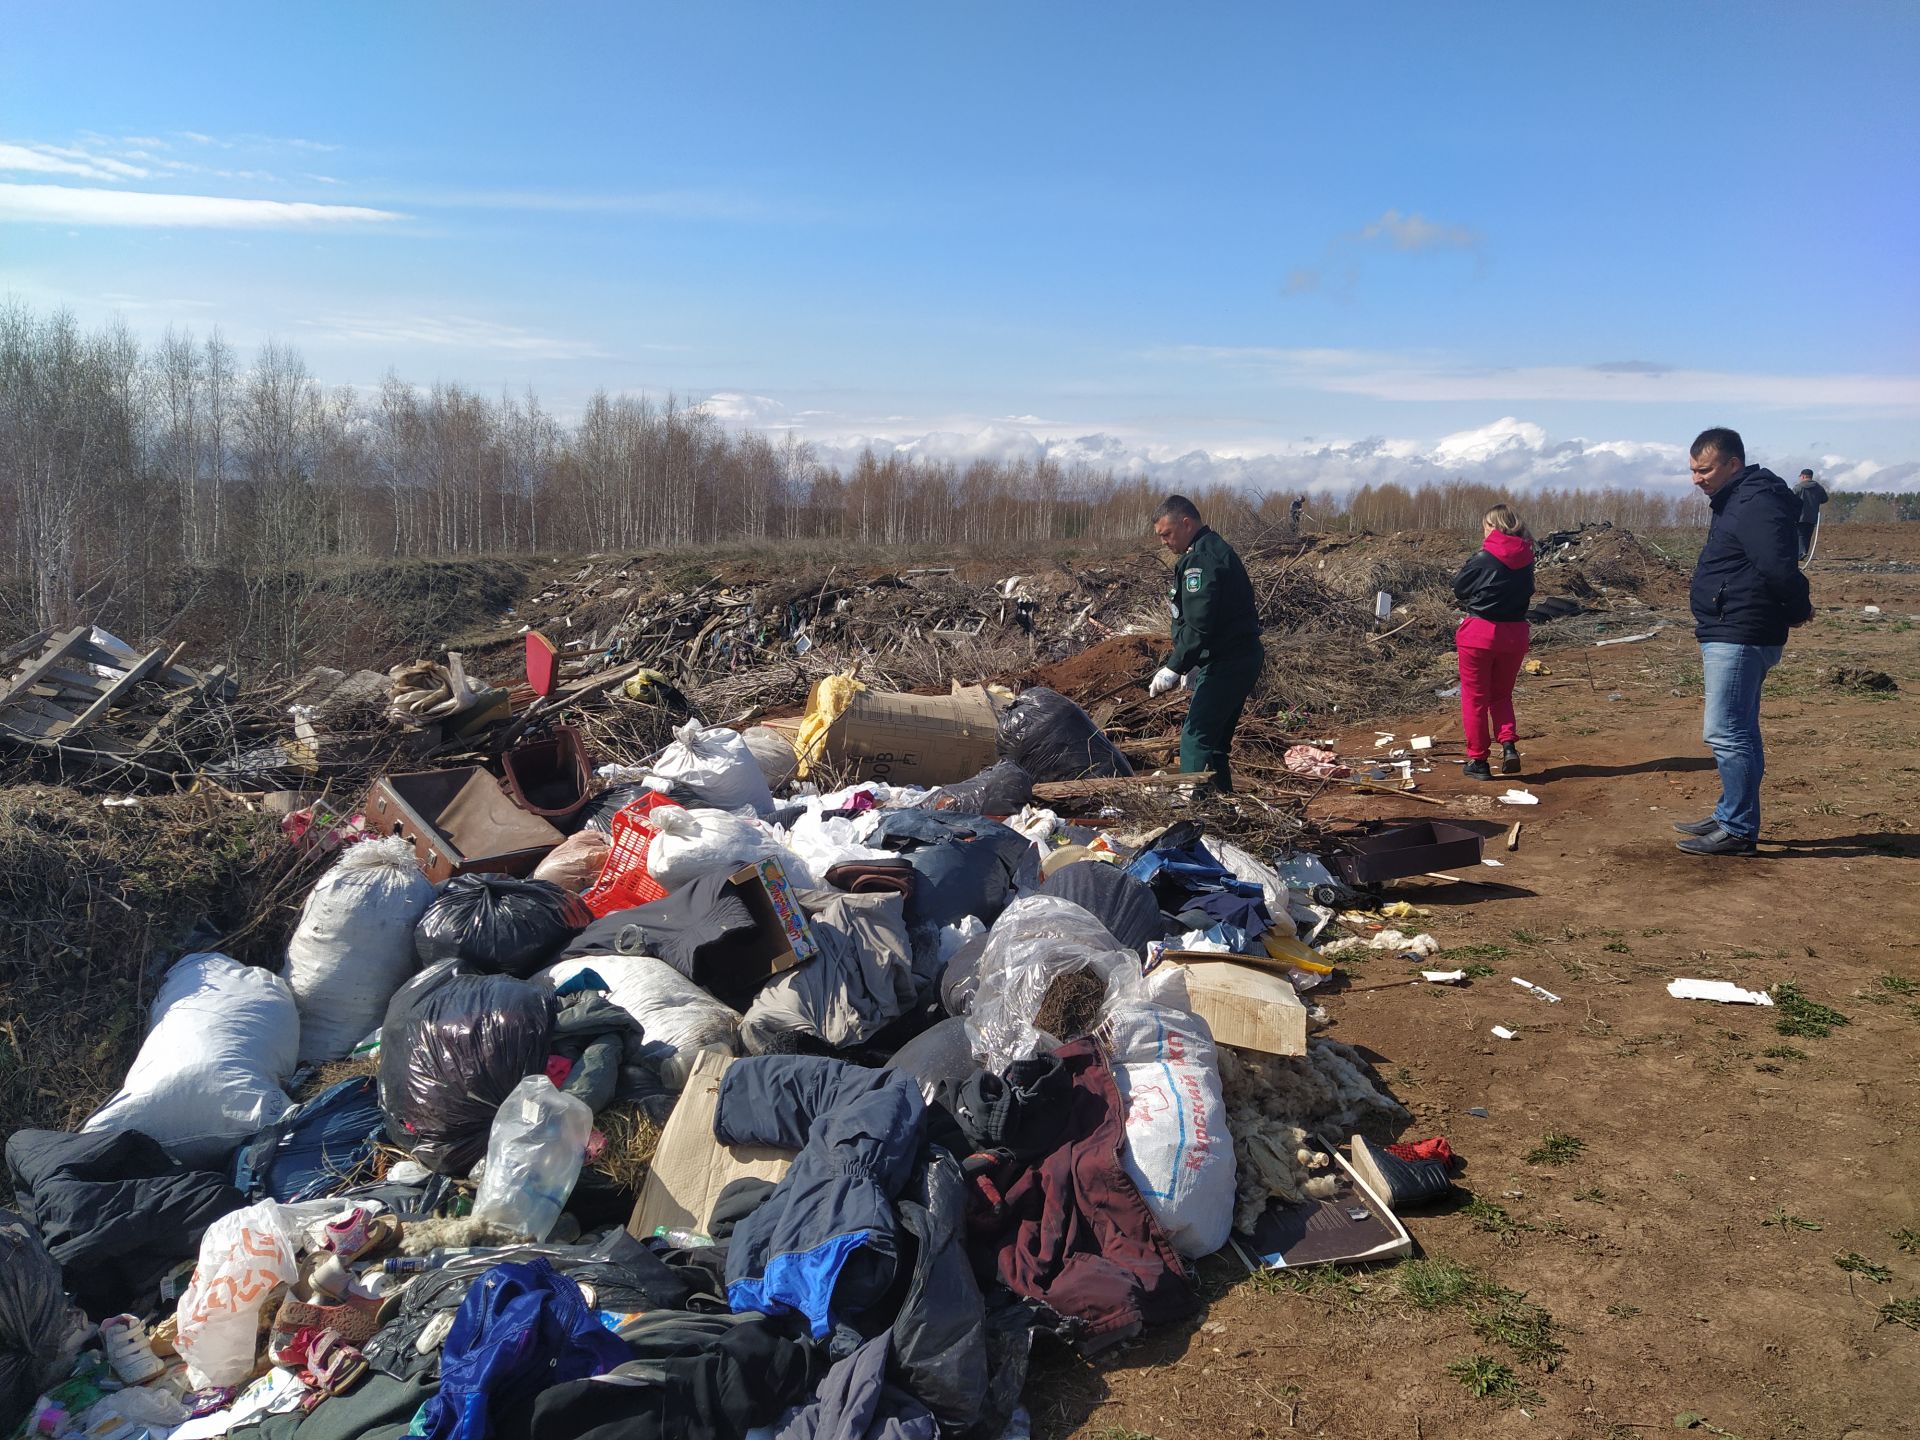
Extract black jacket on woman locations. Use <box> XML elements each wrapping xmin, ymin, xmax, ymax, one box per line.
<box><xmin>1451</xmin><ymin>530</ymin><xmax>1535</xmax><ymax>622</ymax></box>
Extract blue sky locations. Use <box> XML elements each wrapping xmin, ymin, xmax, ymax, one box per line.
<box><xmin>4</xmin><ymin>1</ymin><xmax>1917</xmax><ymax>491</ymax></box>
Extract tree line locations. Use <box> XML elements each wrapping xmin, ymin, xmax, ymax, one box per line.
<box><xmin>1</xmin><ymin>303</ymin><xmax>1911</xmax><ymax>637</ymax></box>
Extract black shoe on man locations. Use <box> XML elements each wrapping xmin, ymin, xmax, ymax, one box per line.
<box><xmin>1462</xmin><ymin>758</ymin><xmax>1494</xmax><ymax>782</ymax></box>
<box><xmin>1671</xmin><ymin>816</ymin><xmax>1720</xmax><ymax>837</ymax></box>
<box><xmin>1675</xmin><ymin>827</ymin><xmax>1757</xmax><ymax>856</ymax></box>
<box><xmin>1350</xmin><ymin>1135</ymin><xmax>1455</xmax><ymax>1211</ymax></box>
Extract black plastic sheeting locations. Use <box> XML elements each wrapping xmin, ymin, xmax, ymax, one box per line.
<box><xmin>377</xmin><ymin>962</ymin><xmax>553</xmax><ymax>1174</ymax></box>
<box><xmin>996</xmin><ymin>688</ymin><xmax>1132</xmax><ymax>782</ymax></box>
<box><xmin>414</xmin><ymin>875</ymin><xmax>591</xmax><ymax>979</ymax></box>
<box><xmin>0</xmin><ymin>1210</ymin><xmax>80</xmax><ymax>1433</ymax></box>
<box><xmin>934</xmin><ymin>759</ymin><xmax>1035</xmax><ymax>815</ymax></box>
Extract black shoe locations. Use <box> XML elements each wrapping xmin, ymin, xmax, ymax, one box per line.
<box><xmin>1500</xmin><ymin>743</ymin><xmax>1521</xmax><ymax>775</ymax></box>
<box><xmin>1350</xmin><ymin>1135</ymin><xmax>1454</xmax><ymax>1211</ymax></box>
<box><xmin>1671</xmin><ymin>816</ymin><xmax>1720</xmax><ymax>837</ymax></box>
<box><xmin>1676</xmin><ymin>827</ymin><xmax>1757</xmax><ymax>856</ymax></box>
<box><xmin>1462</xmin><ymin>758</ymin><xmax>1494</xmax><ymax>781</ymax></box>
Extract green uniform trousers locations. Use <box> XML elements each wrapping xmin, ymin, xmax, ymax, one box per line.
<box><xmin>1179</xmin><ymin>643</ymin><xmax>1264</xmax><ymax>792</ymax></box>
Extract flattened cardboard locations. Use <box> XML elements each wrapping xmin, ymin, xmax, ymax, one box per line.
<box><xmin>1229</xmin><ymin>1151</ymin><xmax>1413</xmax><ymax>1270</ymax></box>
<box><xmin>1155</xmin><ymin>956</ymin><xmax>1308</xmax><ymax>1056</ymax></box>
<box><xmin>811</xmin><ymin>684</ymin><xmax>999</xmax><ymax>787</ymax></box>
<box><xmin>628</xmin><ymin>1051</ymin><xmax>791</xmax><ymax>1239</ymax></box>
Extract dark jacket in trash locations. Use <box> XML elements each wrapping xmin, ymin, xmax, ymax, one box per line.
<box><xmin>714</xmin><ymin>1056</ymin><xmax>999</xmax><ymax>1436</ymax></box>
<box><xmin>965</xmin><ymin>1038</ymin><xmax>1196</xmax><ymax>1352</ymax></box>
<box><xmin>6</xmin><ymin>1127</ymin><xmax>244</xmax><ymax>1318</ymax></box>
<box><xmin>1690</xmin><ymin>464</ymin><xmax>1814</xmax><ymax>646</ymax></box>
<box><xmin>1451</xmin><ymin>529</ymin><xmax>1535</xmax><ymax>624</ymax></box>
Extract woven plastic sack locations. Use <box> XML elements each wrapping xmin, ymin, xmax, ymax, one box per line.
<box><xmin>285</xmin><ymin>837</ymin><xmax>435</xmax><ymax>1063</ymax></box>
<box><xmin>174</xmin><ymin>1201</ymin><xmax>300</xmax><ymax>1387</ymax></box>
<box><xmin>643</xmin><ymin>721</ymin><xmax>775</xmax><ymax>815</ymax></box>
<box><xmin>581</xmin><ymin>791</ymin><xmax>681</xmax><ymax>917</ymax></box>
<box><xmin>83</xmin><ymin>953</ymin><xmax>298</xmax><ymax>1168</ymax></box>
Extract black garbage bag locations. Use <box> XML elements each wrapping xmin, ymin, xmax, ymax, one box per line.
<box><xmin>578</xmin><ymin>784</ymin><xmax>655</xmax><ymax>835</ymax></box>
<box><xmin>413</xmin><ymin>875</ymin><xmax>591</xmax><ymax>978</ymax></box>
<box><xmin>0</xmin><ymin>1210</ymin><xmax>84</xmax><ymax>1433</ymax></box>
<box><xmin>378</xmin><ymin>961</ymin><xmax>553</xmax><ymax>1174</ymax></box>
<box><xmin>934</xmin><ymin>759</ymin><xmax>1035</xmax><ymax>814</ymax></box>
<box><xmin>996</xmin><ymin>687</ymin><xmax>1133</xmax><ymax>782</ymax></box>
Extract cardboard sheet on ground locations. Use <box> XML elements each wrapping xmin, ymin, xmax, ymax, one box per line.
<box><xmin>628</xmin><ymin>1051</ymin><xmax>790</xmax><ymax>1238</ymax></box>
<box><xmin>1155</xmin><ymin>955</ymin><xmax>1308</xmax><ymax>1056</ymax></box>
<box><xmin>1229</xmin><ymin>1151</ymin><xmax>1413</xmax><ymax>1270</ymax></box>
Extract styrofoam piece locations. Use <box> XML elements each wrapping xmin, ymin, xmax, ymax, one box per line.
<box><xmin>1410</xmin><ymin>736</ymin><xmax>1433</xmax><ymax>751</ymax></box>
<box><xmin>1422</xmin><ymin>969</ymin><xmax>1466</xmax><ymax>984</ymax></box>
<box><xmin>1490</xmin><ymin>1025</ymin><xmax>1518</xmax><ymax>1041</ymax></box>
<box><xmin>1667</xmin><ymin>979</ymin><xmax>1774</xmax><ymax>1006</ymax></box>
<box><xmin>1498</xmin><ymin>789</ymin><xmax>1540</xmax><ymax>806</ymax></box>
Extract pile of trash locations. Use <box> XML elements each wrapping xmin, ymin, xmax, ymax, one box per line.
<box><xmin>0</xmin><ymin>675</ymin><xmax>1471</xmax><ymax>1440</ymax></box>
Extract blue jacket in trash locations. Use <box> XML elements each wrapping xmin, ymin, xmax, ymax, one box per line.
<box><xmin>1690</xmin><ymin>464</ymin><xmax>1814</xmax><ymax>646</ymax></box>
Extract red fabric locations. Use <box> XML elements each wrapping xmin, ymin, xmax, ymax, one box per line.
<box><xmin>1386</xmin><ymin>1136</ymin><xmax>1455</xmax><ymax>1167</ymax></box>
<box><xmin>544</xmin><ymin>1057</ymin><xmax>573</xmax><ymax>1088</ymax></box>
<box><xmin>1482</xmin><ymin>530</ymin><xmax>1535</xmax><ymax>568</ymax></box>
<box><xmin>1456</xmin><ymin>618</ymin><xmax>1529</xmax><ymax>760</ymax></box>
<box><xmin>968</xmin><ymin>1039</ymin><xmax>1197</xmax><ymax>1348</ymax></box>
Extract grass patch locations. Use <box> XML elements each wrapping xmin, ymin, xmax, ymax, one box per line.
<box><xmin>1438</xmin><ymin>942</ymin><xmax>1511</xmax><ymax>963</ymax></box>
<box><xmin>1090</xmin><ymin>1430</ymin><xmax>1159</xmax><ymax>1440</ymax></box>
<box><xmin>1524</xmin><ymin>1130</ymin><xmax>1586</xmax><ymax>1166</ymax></box>
<box><xmin>1461</xmin><ymin>1195</ymin><xmax>1524</xmax><ymax>1241</ymax></box>
<box><xmin>1877</xmin><ymin>974</ymin><xmax>1917</xmax><ymax>996</ymax></box>
<box><xmin>1894</xmin><ymin>1228</ymin><xmax>1919</xmax><ymax>1255</ymax></box>
<box><xmin>1771</xmin><ymin>982</ymin><xmax>1850</xmax><ymax>1039</ymax></box>
<box><xmin>1834</xmin><ymin>1252</ymin><xmax>1893</xmax><ymax>1283</ymax></box>
<box><xmin>1509</xmin><ymin>928</ymin><xmax>1546</xmax><ymax>945</ymax></box>
<box><xmin>1762</xmin><ymin>1209</ymin><xmax>1822</xmax><ymax>1232</ymax></box>
<box><xmin>1396</xmin><ymin>1257</ymin><xmax>1495</xmax><ymax>1310</ymax></box>
<box><xmin>1761</xmin><ymin>1045</ymin><xmax>1807</xmax><ymax>1061</ymax></box>
<box><xmin>1602</xmin><ymin>941</ymin><xmax>1632</xmax><ymax>954</ymax></box>
<box><xmin>1445</xmin><ymin>1354</ymin><xmax>1536</xmax><ymax>1406</ymax></box>
<box><xmin>1879</xmin><ymin>1298</ymin><xmax>1920</xmax><ymax>1330</ymax></box>
<box><xmin>1471</xmin><ymin>1294</ymin><xmax>1566</xmax><ymax>1368</ymax></box>
<box><xmin>1245</xmin><ymin>1264</ymin><xmax>1370</xmax><ymax>1309</ymax></box>
<box><xmin>1605</xmin><ymin>1302</ymin><xmax>1641</xmax><ymax>1318</ymax></box>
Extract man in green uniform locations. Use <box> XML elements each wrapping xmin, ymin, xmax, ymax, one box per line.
<box><xmin>1148</xmin><ymin>495</ymin><xmax>1264</xmax><ymax>792</ymax></box>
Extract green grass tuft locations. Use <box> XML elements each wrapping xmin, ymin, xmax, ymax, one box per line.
<box><xmin>1524</xmin><ymin>1130</ymin><xmax>1585</xmax><ymax>1166</ymax></box>
<box><xmin>1878</xmin><ymin>1297</ymin><xmax>1920</xmax><ymax>1330</ymax></box>
<box><xmin>1762</xmin><ymin>1209</ymin><xmax>1823</xmax><ymax>1232</ymax></box>
<box><xmin>1396</xmin><ymin>1257</ymin><xmax>1495</xmax><ymax>1310</ymax></box>
<box><xmin>1834</xmin><ymin>1251</ymin><xmax>1893</xmax><ymax>1283</ymax></box>
<box><xmin>1771</xmin><ymin>982</ymin><xmax>1850</xmax><ymax>1038</ymax></box>
<box><xmin>1894</xmin><ymin>1228</ymin><xmax>1920</xmax><ymax>1255</ymax></box>
<box><xmin>1445</xmin><ymin>1354</ymin><xmax>1537</xmax><ymax>1406</ymax></box>
<box><xmin>1461</xmin><ymin>1195</ymin><xmax>1524</xmax><ymax>1241</ymax></box>
<box><xmin>1877</xmin><ymin>974</ymin><xmax>1917</xmax><ymax>996</ymax></box>
<box><xmin>1470</xmin><ymin>1294</ymin><xmax>1566</xmax><ymax>1369</ymax></box>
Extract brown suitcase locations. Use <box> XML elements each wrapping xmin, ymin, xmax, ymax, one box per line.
<box><xmin>365</xmin><ymin>767</ymin><xmax>564</xmax><ymax>884</ymax></box>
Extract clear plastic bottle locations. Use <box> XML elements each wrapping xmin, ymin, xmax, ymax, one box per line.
<box><xmin>470</xmin><ymin>1076</ymin><xmax>593</xmax><ymax>1241</ymax></box>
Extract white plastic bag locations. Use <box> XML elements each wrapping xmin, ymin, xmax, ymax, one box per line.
<box><xmin>174</xmin><ymin>1201</ymin><xmax>300</xmax><ymax>1387</ymax></box>
<box><xmin>644</xmin><ymin>721</ymin><xmax>775</xmax><ymax>815</ymax></box>
<box><xmin>84</xmin><ymin>954</ymin><xmax>298</xmax><ymax>1167</ymax></box>
<box><xmin>742</xmin><ymin>725</ymin><xmax>800</xmax><ymax>791</ymax></box>
<box><xmin>776</xmin><ymin>806</ymin><xmax>890</xmax><ymax>888</ymax></box>
<box><xmin>1105</xmin><ymin>969</ymin><xmax>1236</xmax><ymax>1258</ymax></box>
<box><xmin>538</xmin><ymin>955</ymin><xmax>739</xmax><ymax>1090</ymax></box>
<box><xmin>284</xmin><ymin>837</ymin><xmax>435</xmax><ymax>1062</ymax></box>
<box><xmin>647</xmin><ymin>807</ymin><xmax>774</xmax><ymax>889</ymax></box>
<box><xmin>471</xmin><ymin>1076</ymin><xmax>593</xmax><ymax>1240</ymax></box>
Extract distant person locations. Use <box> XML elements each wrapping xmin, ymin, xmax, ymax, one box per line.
<box><xmin>1793</xmin><ymin>468</ymin><xmax>1829</xmax><ymax>563</ymax></box>
<box><xmin>1450</xmin><ymin>504</ymin><xmax>1535</xmax><ymax>781</ymax></box>
<box><xmin>1289</xmin><ymin>495</ymin><xmax>1305</xmax><ymax>535</ymax></box>
<box><xmin>1676</xmin><ymin>428</ymin><xmax>1813</xmax><ymax>857</ymax></box>
<box><xmin>1147</xmin><ymin>494</ymin><xmax>1263</xmax><ymax>793</ymax></box>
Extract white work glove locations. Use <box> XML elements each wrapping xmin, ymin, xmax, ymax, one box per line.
<box><xmin>1148</xmin><ymin>666</ymin><xmax>1181</xmax><ymax>698</ymax></box>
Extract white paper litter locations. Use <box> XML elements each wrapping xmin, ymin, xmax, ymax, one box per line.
<box><xmin>1498</xmin><ymin>789</ymin><xmax>1540</xmax><ymax>806</ymax></box>
<box><xmin>1510</xmin><ymin>976</ymin><xmax>1561</xmax><ymax>1004</ymax></box>
<box><xmin>1666</xmin><ymin>979</ymin><xmax>1774</xmax><ymax>1006</ymax></box>
<box><xmin>1481</xmin><ymin>858</ymin><xmax>1505</xmax><ymax>867</ymax></box>
<box><xmin>1422</xmin><ymin>969</ymin><xmax>1466</xmax><ymax>984</ymax></box>
<box><xmin>1490</xmin><ymin>1025</ymin><xmax>1518</xmax><ymax>1041</ymax></box>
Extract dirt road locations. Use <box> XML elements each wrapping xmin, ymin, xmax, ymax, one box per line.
<box><xmin>1041</xmin><ymin>526</ymin><xmax>1920</xmax><ymax>1439</ymax></box>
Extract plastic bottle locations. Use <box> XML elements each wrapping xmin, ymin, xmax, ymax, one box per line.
<box><xmin>470</xmin><ymin>1076</ymin><xmax>593</xmax><ymax>1241</ymax></box>
<box><xmin>381</xmin><ymin>1247</ymin><xmax>489</xmax><ymax>1275</ymax></box>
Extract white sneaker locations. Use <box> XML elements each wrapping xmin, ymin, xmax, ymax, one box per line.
<box><xmin>100</xmin><ymin>1313</ymin><xmax>165</xmax><ymax>1384</ymax></box>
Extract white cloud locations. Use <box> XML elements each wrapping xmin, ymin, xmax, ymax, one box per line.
<box><xmin>0</xmin><ymin>183</ymin><xmax>401</xmax><ymax>228</ymax></box>
<box><xmin>1165</xmin><ymin>345</ymin><xmax>1920</xmax><ymax>413</ymax></box>
<box><xmin>1359</xmin><ymin>208</ymin><xmax>1479</xmax><ymax>252</ymax></box>
<box><xmin>301</xmin><ymin>314</ymin><xmax>608</xmax><ymax>361</ymax></box>
<box><xmin>0</xmin><ymin>141</ymin><xmax>148</xmax><ymax>181</ymax></box>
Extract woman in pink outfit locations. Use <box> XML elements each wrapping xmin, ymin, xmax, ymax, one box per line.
<box><xmin>1450</xmin><ymin>505</ymin><xmax>1535</xmax><ymax>780</ymax></box>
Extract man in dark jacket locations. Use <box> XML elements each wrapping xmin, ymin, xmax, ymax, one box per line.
<box><xmin>1147</xmin><ymin>496</ymin><xmax>1263</xmax><ymax>793</ymax></box>
<box><xmin>1793</xmin><ymin>468</ymin><xmax>1829</xmax><ymax>563</ymax></box>
<box><xmin>1677</xmin><ymin>428</ymin><xmax>1814</xmax><ymax>856</ymax></box>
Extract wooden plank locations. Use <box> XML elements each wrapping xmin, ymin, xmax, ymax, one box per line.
<box><xmin>1</xmin><ymin>629</ymin><xmax>89</xmax><ymax>704</ymax></box>
<box><xmin>133</xmin><ymin>664</ymin><xmax>227</xmax><ymax>753</ymax></box>
<box><xmin>1031</xmin><ymin>770</ymin><xmax>1214</xmax><ymax>801</ymax></box>
<box><xmin>63</xmin><ymin>646</ymin><xmax>166</xmax><ymax>739</ymax></box>
<box><xmin>0</xmin><ymin>629</ymin><xmax>52</xmax><ymax>672</ymax></box>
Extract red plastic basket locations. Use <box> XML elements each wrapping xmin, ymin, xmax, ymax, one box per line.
<box><xmin>581</xmin><ymin>791</ymin><xmax>682</xmax><ymax>917</ymax></box>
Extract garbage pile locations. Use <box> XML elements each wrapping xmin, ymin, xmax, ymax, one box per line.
<box><xmin>0</xmin><ymin>674</ymin><xmax>1473</xmax><ymax>1440</ymax></box>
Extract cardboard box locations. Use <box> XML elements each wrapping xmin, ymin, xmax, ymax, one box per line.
<box><xmin>1155</xmin><ymin>955</ymin><xmax>1309</xmax><ymax>1056</ymax></box>
<box><xmin>804</xmin><ymin>684</ymin><xmax>1000</xmax><ymax>787</ymax></box>
<box><xmin>698</xmin><ymin>858</ymin><xmax>819</xmax><ymax>996</ymax></box>
<box><xmin>365</xmin><ymin>767</ymin><xmax>563</xmax><ymax>884</ymax></box>
<box><xmin>628</xmin><ymin>1051</ymin><xmax>791</xmax><ymax>1239</ymax></box>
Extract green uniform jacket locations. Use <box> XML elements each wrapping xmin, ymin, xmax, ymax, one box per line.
<box><xmin>1167</xmin><ymin>525</ymin><xmax>1261</xmax><ymax>674</ymax></box>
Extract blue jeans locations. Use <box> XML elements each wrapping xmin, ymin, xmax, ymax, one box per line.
<box><xmin>1700</xmin><ymin>641</ymin><xmax>1782</xmax><ymax>840</ymax></box>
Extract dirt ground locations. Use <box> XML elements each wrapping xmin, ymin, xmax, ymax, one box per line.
<box><xmin>1035</xmin><ymin>524</ymin><xmax>1920</xmax><ymax>1440</ymax></box>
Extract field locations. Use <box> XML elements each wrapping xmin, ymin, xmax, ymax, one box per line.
<box><xmin>1032</xmin><ymin>524</ymin><xmax>1920</xmax><ymax>1438</ymax></box>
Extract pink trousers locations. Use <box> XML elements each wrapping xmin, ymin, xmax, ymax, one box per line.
<box><xmin>1456</xmin><ymin>617</ymin><xmax>1529</xmax><ymax>760</ymax></box>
